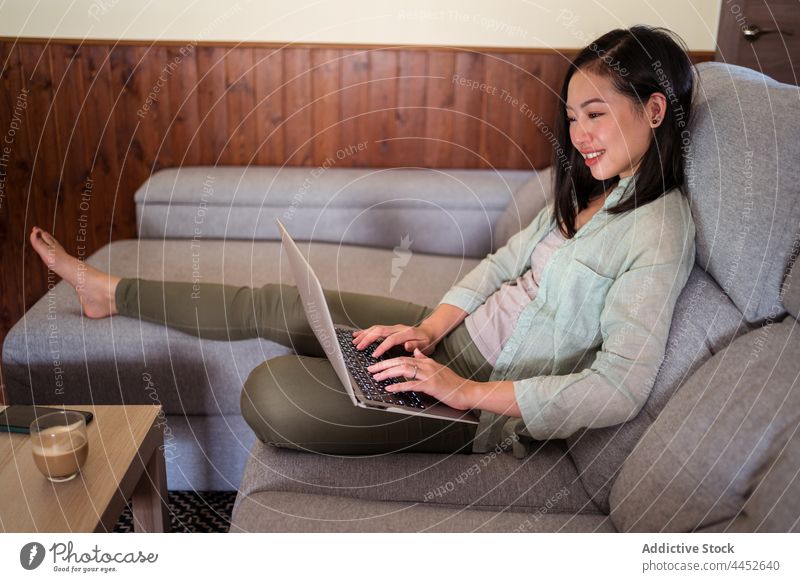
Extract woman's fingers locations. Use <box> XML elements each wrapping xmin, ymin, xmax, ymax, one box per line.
<box><xmin>351</xmin><ymin>325</ymin><xmax>431</xmax><ymax>357</ymax></box>
<box><xmin>371</xmin><ymin>333</ymin><xmax>404</xmax><ymax>359</ymax></box>
<box><xmin>366</xmin><ymin>356</ymin><xmax>411</xmax><ymax>373</ymax></box>
<box><xmin>370</xmin><ymin>360</ymin><xmax>422</xmax><ymax>382</ymax></box>
<box><xmin>352</xmin><ymin>325</ymin><xmax>398</xmax><ymax>349</ymax></box>
<box><xmin>403</xmin><ymin>339</ymin><xmax>435</xmax><ymax>355</ymax></box>
<box><xmin>372</xmin><ymin>327</ymin><xmax>422</xmax><ymax>358</ymax></box>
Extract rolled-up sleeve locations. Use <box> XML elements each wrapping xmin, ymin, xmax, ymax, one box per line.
<box><xmin>438</xmin><ymin>208</ymin><xmax>550</xmax><ymax>314</ymax></box>
<box><xmin>513</xmin><ymin>223</ymin><xmax>695</xmax><ymax>440</ymax></box>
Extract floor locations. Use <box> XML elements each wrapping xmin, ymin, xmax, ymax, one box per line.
<box><xmin>113</xmin><ymin>490</ymin><xmax>236</xmax><ymax>533</ymax></box>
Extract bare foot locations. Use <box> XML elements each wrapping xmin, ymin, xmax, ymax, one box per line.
<box><xmin>29</xmin><ymin>226</ymin><xmax>120</xmax><ymax>319</ymax></box>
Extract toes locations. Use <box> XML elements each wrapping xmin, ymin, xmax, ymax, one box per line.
<box><xmin>30</xmin><ymin>228</ymin><xmax>47</xmax><ymax>250</ymax></box>
<box><xmin>33</xmin><ymin>229</ymin><xmax>58</xmax><ymax>249</ymax></box>
<box><xmin>42</xmin><ymin>232</ymin><xmax>57</xmax><ymax>247</ymax></box>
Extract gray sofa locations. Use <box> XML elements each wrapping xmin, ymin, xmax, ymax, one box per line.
<box><xmin>4</xmin><ymin>62</ymin><xmax>799</xmax><ymax>532</ymax></box>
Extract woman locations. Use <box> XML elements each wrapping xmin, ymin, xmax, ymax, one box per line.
<box><xmin>30</xmin><ymin>25</ymin><xmax>696</xmax><ymax>458</ymax></box>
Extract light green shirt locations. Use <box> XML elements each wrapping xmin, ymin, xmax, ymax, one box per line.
<box><xmin>438</xmin><ymin>176</ymin><xmax>696</xmax><ymax>457</ymax></box>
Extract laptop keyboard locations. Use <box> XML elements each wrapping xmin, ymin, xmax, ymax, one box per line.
<box><xmin>335</xmin><ymin>328</ymin><xmax>426</xmax><ymax>410</ymax></box>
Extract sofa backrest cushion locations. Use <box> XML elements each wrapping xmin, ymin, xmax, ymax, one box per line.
<box><xmin>782</xmin><ymin>248</ymin><xmax>800</xmax><ymax>319</ymax></box>
<box><xmin>724</xmin><ymin>420</ymin><xmax>800</xmax><ymax>532</ymax></box>
<box><xmin>491</xmin><ymin>166</ymin><xmax>552</xmax><ymax>251</ymax></box>
<box><xmin>608</xmin><ymin>309</ymin><xmax>800</xmax><ymax>532</ymax></box>
<box><xmin>566</xmin><ymin>266</ymin><xmax>749</xmax><ymax>511</ymax></box>
<box><xmin>134</xmin><ymin>166</ymin><xmax>531</xmax><ymax>258</ymax></box>
<box><xmin>686</xmin><ymin>62</ymin><xmax>800</xmax><ymax>325</ymax></box>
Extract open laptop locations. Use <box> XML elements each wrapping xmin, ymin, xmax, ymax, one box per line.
<box><xmin>276</xmin><ymin>219</ymin><xmax>479</xmax><ymax>424</ymax></box>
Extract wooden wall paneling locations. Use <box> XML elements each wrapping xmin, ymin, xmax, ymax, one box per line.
<box><xmin>109</xmin><ymin>45</ymin><xmax>170</xmax><ymax>234</ymax></box>
<box><xmin>282</xmin><ymin>48</ymin><xmax>313</xmax><ymax>166</ymax></box>
<box><xmin>222</xmin><ymin>46</ymin><xmax>257</xmax><ymax>166</ymax></box>
<box><xmin>394</xmin><ymin>50</ymin><xmax>428</xmax><ymax>167</ymax></box>
<box><xmin>0</xmin><ymin>41</ymin><xmax>15</xmax><ymax>243</ymax></box>
<box><xmin>366</xmin><ymin>49</ymin><xmax>398</xmax><ymax>166</ymax></box>
<box><xmin>505</xmin><ymin>52</ymin><xmax>538</xmax><ymax>169</ymax></box>
<box><xmin>57</xmin><ymin>45</ymin><xmax>119</xmax><ymax>251</ymax></box>
<box><xmin>143</xmin><ymin>47</ymin><xmax>174</xmax><ymax>172</ymax></box>
<box><xmin>18</xmin><ymin>44</ymin><xmax>65</xmax><ymax>233</ymax></box>
<box><xmin>253</xmin><ymin>47</ymin><xmax>285</xmax><ymax>166</ymax></box>
<box><xmin>9</xmin><ymin>41</ymin><xmax>40</xmax><ymax>309</ymax></box>
<box><xmin>339</xmin><ymin>49</ymin><xmax>370</xmax><ymax>168</ymax></box>
<box><xmin>531</xmin><ymin>52</ymin><xmax>571</xmax><ymax>169</ymax></box>
<box><xmin>0</xmin><ymin>42</ymin><xmax>22</xmax><ymax>341</ymax></box>
<box><xmin>195</xmin><ymin>46</ymin><xmax>229</xmax><ymax>165</ymax></box>
<box><xmin>83</xmin><ymin>44</ymin><xmax>125</xmax><ymax>242</ymax></box>
<box><xmin>18</xmin><ymin>43</ymin><xmax>66</xmax><ymax>314</ymax></box>
<box><xmin>166</xmin><ymin>44</ymin><xmax>202</xmax><ymax>167</ymax></box>
<box><xmin>424</xmin><ymin>51</ymin><xmax>457</xmax><ymax>168</ymax></box>
<box><xmin>0</xmin><ymin>41</ymin><xmax>9</xmax><ymax>397</ymax></box>
<box><xmin>311</xmin><ymin>48</ymin><xmax>343</xmax><ymax>165</ymax></box>
<box><xmin>478</xmin><ymin>52</ymin><xmax>516</xmax><ymax>170</ymax></box>
<box><xmin>49</xmin><ymin>43</ymin><xmax>102</xmax><ymax>258</ymax></box>
<box><xmin>451</xmin><ymin>51</ymin><xmax>485</xmax><ymax>168</ymax></box>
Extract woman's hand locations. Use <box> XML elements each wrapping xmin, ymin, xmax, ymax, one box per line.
<box><xmin>366</xmin><ymin>348</ymin><xmax>479</xmax><ymax>411</ymax></box>
<box><xmin>352</xmin><ymin>323</ymin><xmax>439</xmax><ymax>358</ymax></box>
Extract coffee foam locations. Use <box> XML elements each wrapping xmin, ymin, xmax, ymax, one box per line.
<box><xmin>32</xmin><ymin>424</ymin><xmax>87</xmax><ymax>455</ymax></box>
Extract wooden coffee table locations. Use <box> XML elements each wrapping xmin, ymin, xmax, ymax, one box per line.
<box><xmin>0</xmin><ymin>405</ymin><xmax>169</xmax><ymax>532</ymax></box>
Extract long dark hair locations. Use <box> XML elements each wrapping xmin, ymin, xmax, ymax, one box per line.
<box><xmin>552</xmin><ymin>25</ymin><xmax>695</xmax><ymax>238</ymax></box>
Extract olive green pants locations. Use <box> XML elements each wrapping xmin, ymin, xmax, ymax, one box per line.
<box><xmin>115</xmin><ymin>279</ymin><xmax>492</xmax><ymax>455</ymax></box>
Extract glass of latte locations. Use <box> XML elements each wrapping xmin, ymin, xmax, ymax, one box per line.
<box><xmin>29</xmin><ymin>411</ymin><xmax>89</xmax><ymax>482</ymax></box>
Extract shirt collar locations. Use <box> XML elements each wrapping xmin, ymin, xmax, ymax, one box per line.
<box><xmin>602</xmin><ymin>175</ymin><xmax>634</xmax><ymax>210</ymax></box>
<box><xmin>568</xmin><ymin>175</ymin><xmax>635</xmax><ymax>240</ymax></box>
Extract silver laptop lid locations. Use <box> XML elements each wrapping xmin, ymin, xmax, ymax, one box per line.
<box><xmin>275</xmin><ymin>219</ymin><xmax>358</xmax><ymax>405</ymax></box>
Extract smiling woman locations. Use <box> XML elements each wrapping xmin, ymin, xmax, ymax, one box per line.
<box><xmin>553</xmin><ymin>25</ymin><xmax>695</xmax><ymax>239</ymax></box>
<box><xmin>28</xmin><ymin>25</ymin><xmax>697</xmax><ymax>460</ymax></box>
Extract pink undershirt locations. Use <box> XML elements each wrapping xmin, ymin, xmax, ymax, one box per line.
<box><xmin>464</xmin><ymin>227</ymin><xmax>567</xmax><ymax>366</ymax></box>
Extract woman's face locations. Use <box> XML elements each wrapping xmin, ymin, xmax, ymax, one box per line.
<box><xmin>566</xmin><ymin>68</ymin><xmax>663</xmax><ymax>180</ymax></box>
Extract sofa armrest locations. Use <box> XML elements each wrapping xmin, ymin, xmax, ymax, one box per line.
<box><xmin>135</xmin><ymin>166</ymin><xmax>534</xmax><ymax>257</ymax></box>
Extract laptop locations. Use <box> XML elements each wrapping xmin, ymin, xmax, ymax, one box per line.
<box><xmin>276</xmin><ymin>219</ymin><xmax>479</xmax><ymax>424</ymax></box>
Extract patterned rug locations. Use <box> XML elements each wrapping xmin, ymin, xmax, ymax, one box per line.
<box><xmin>114</xmin><ymin>491</ymin><xmax>236</xmax><ymax>533</ymax></box>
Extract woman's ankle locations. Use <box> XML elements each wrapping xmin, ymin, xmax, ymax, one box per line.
<box><xmin>109</xmin><ymin>275</ymin><xmax>122</xmax><ymax>315</ymax></box>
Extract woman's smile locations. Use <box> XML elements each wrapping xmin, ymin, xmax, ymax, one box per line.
<box><xmin>580</xmin><ymin>149</ymin><xmax>606</xmax><ymax>167</ymax></box>
<box><xmin>567</xmin><ymin>69</ymin><xmax>661</xmax><ymax>180</ymax></box>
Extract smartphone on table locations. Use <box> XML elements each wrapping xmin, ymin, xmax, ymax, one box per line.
<box><xmin>0</xmin><ymin>405</ymin><xmax>94</xmax><ymax>434</ymax></box>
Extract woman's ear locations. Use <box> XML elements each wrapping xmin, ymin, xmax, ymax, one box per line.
<box><xmin>646</xmin><ymin>92</ymin><xmax>668</xmax><ymax>128</ymax></box>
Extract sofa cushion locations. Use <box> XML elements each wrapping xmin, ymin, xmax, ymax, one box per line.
<box><xmin>722</xmin><ymin>421</ymin><xmax>800</xmax><ymax>533</ymax></box>
<box><xmin>782</xmin><ymin>249</ymin><xmax>800</xmax><ymax>319</ymax></box>
<box><xmin>136</xmin><ymin>166</ymin><xmax>532</xmax><ymax>258</ymax></box>
<box><xmin>608</xmin><ymin>316</ymin><xmax>800</xmax><ymax>532</ymax></box>
<box><xmin>236</xmin><ymin>439</ymin><xmax>602</xmax><ymax>517</ymax></box>
<box><xmin>687</xmin><ymin>62</ymin><xmax>800</xmax><ymax>325</ymax></box>
<box><xmin>231</xmin><ymin>491</ymin><xmax>615</xmax><ymax>533</ymax></box>
<box><xmin>566</xmin><ymin>266</ymin><xmax>750</xmax><ymax>512</ymax></box>
<box><xmin>3</xmin><ymin>239</ymin><xmax>479</xmax><ymax>415</ymax></box>
<box><xmin>162</xmin><ymin>413</ymin><xmax>256</xmax><ymax>492</ymax></box>
<box><xmin>491</xmin><ymin>166</ymin><xmax>553</xmax><ymax>251</ymax></box>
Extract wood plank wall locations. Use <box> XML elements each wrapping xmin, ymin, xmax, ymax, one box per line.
<box><xmin>0</xmin><ymin>39</ymin><xmax>714</xmax><ymax>390</ymax></box>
